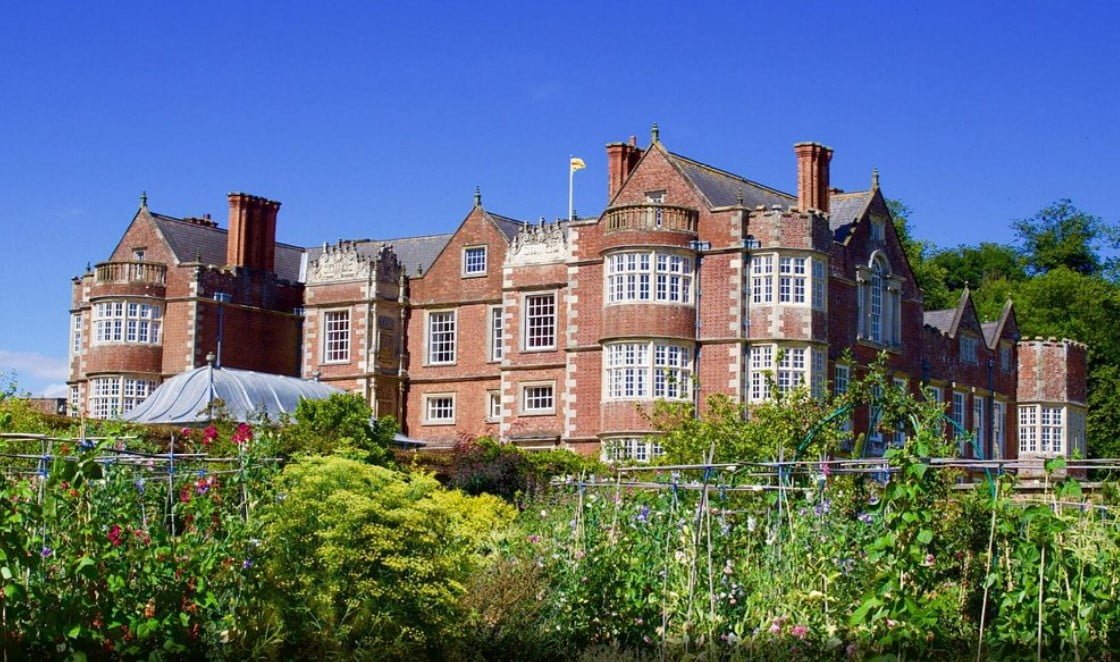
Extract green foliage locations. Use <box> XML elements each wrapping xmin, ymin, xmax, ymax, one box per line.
<box><xmin>0</xmin><ymin>427</ymin><xmax>278</xmax><ymax>657</ymax></box>
<box><xmin>251</xmin><ymin>455</ymin><xmax>515</xmax><ymax>657</ymax></box>
<box><xmin>449</xmin><ymin>437</ymin><xmax>603</xmax><ymax>504</ymax></box>
<box><xmin>650</xmin><ymin>389</ymin><xmax>848</xmax><ymax>465</ymax></box>
<box><xmin>1013</xmin><ymin>198</ymin><xmax>1117</xmax><ymax>277</ymax></box>
<box><xmin>276</xmin><ymin>392</ymin><xmax>394</xmax><ymax>466</ymax></box>
<box><xmin>927</xmin><ymin>242</ymin><xmax>1025</xmax><ymax>293</ymax></box>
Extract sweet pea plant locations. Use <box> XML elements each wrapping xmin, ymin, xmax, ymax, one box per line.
<box><xmin>0</xmin><ymin>425</ymin><xmax>277</xmax><ymax>657</ymax></box>
<box><xmin>488</xmin><ymin>367</ymin><xmax>1120</xmax><ymax>660</ymax></box>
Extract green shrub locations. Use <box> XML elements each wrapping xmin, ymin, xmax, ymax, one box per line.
<box><xmin>252</xmin><ymin>456</ymin><xmax>515</xmax><ymax>657</ymax></box>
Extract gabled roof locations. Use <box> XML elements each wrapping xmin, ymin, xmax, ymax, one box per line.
<box><xmin>123</xmin><ymin>364</ymin><xmax>340</xmax><ymax>424</ymax></box>
<box><xmin>304</xmin><ymin>233</ymin><xmax>454</xmax><ymax>278</ymax></box>
<box><xmin>150</xmin><ymin>213</ymin><xmax>304</xmax><ymax>282</ymax></box>
<box><xmin>924</xmin><ymin>287</ymin><xmax>983</xmax><ymax>338</ymax></box>
<box><xmin>924</xmin><ymin>309</ymin><xmax>958</xmax><ymax>335</ymax></box>
<box><xmin>828</xmin><ymin>190</ymin><xmax>874</xmax><ymax>242</ymax></box>
<box><xmin>665</xmin><ymin>150</ymin><xmax>795</xmax><ymax>209</ymax></box>
<box><xmin>982</xmin><ymin>300</ymin><xmax>1019</xmax><ymax>348</ymax></box>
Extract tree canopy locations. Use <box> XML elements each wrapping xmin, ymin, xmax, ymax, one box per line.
<box><xmin>893</xmin><ymin>198</ymin><xmax>1120</xmax><ymax>457</ymax></box>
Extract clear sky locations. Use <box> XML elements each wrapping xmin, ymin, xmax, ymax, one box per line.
<box><xmin>2</xmin><ymin>1</ymin><xmax>1118</xmax><ymax>397</ymax></box>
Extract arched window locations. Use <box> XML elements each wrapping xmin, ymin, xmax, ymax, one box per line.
<box><xmin>859</xmin><ymin>254</ymin><xmax>900</xmax><ymax>347</ymax></box>
<box><xmin>870</xmin><ymin>261</ymin><xmax>884</xmax><ymax>342</ymax></box>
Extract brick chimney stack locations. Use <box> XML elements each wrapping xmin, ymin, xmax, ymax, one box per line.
<box><xmin>606</xmin><ymin>136</ymin><xmax>644</xmax><ymax>201</ymax></box>
<box><xmin>226</xmin><ymin>193</ymin><xmax>281</xmax><ymax>272</ymax></box>
<box><xmin>794</xmin><ymin>142</ymin><xmax>833</xmax><ymax>214</ymax></box>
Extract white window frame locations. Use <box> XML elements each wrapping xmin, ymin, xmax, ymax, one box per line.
<box><xmin>870</xmin><ymin>218</ymin><xmax>885</xmax><ymax>242</ymax></box>
<box><xmin>750</xmin><ymin>253</ymin><xmax>824</xmax><ymax>308</ymax></box>
<box><xmin>92</xmin><ymin>300</ymin><xmax>162</xmax><ymax>346</ymax></box>
<box><xmin>321</xmin><ymin>309</ymin><xmax>351</xmax><ymax>364</ymax></box>
<box><xmin>961</xmin><ymin>335</ymin><xmax>979</xmax><ymax>365</ymax></box>
<box><xmin>834</xmin><ymin>364</ymin><xmax>852</xmax><ymax>441</ymax></box>
<box><xmin>488</xmin><ymin>305</ymin><xmax>504</xmax><ymax>362</ymax></box>
<box><xmin>1019</xmin><ymin>405</ymin><xmax>1038</xmax><ymax>453</ymax></box>
<box><xmin>605</xmin><ymin>341</ymin><xmax>692</xmax><ymax>401</ymax></box>
<box><xmin>70</xmin><ymin>313</ymin><xmax>83</xmax><ymax>355</ymax></box>
<box><xmin>973</xmin><ymin>395</ymin><xmax>986</xmax><ymax>449</ymax></box>
<box><xmin>1040</xmin><ymin>406</ymin><xmax>1064</xmax><ymax>454</ymax></box>
<box><xmin>778</xmin><ymin>256</ymin><xmax>808</xmax><ymax>304</ymax></box>
<box><xmin>68</xmin><ymin>385</ymin><xmax>80</xmax><ymax>417</ymax></box>
<box><xmin>776</xmin><ymin>347</ymin><xmax>807</xmax><ymax>393</ymax></box>
<box><xmin>462</xmin><ymin>245</ymin><xmax>487</xmax><ymax>276</ymax></box>
<box><xmin>426</xmin><ymin>310</ymin><xmax>457</xmax><ymax>365</ymax></box>
<box><xmin>749</xmin><ymin>345</ymin><xmax>774</xmax><ymax>402</ymax></box>
<box><xmin>520</xmin><ymin>382</ymin><xmax>556</xmax><ymax>415</ymax></box>
<box><xmin>992</xmin><ymin>400</ymin><xmax>1005</xmax><ymax>457</ymax></box>
<box><xmin>423</xmin><ymin>393</ymin><xmax>456</xmax><ymax>425</ymax></box>
<box><xmin>602</xmin><ymin>436</ymin><xmax>664</xmax><ymax>464</ymax></box>
<box><xmin>750</xmin><ymin>254</ymin><xmax>773</xmax><ymax>304</ymax></box>
<box><xmin>523</xmin><ymin>292</ymin><xmax>557</xmax><ymax>351</ymax></box>
<box><xmin>487</xmin><ymin>390</ymin><xmax>501</xmax><ymax>422</ymax></box>
<box><xmin>812</xmin><ymin>259</ymin><xmax>827</xmax><ymax>310</ymax></box>
<box><xmin>89</xmin><ymin>375</ymin><xmax>157</xmax><ymax>419</ymax></box>
<box><xmin>951</xmin><ymin>391</ymin><xmax>966</xmax><ymax>439</ymax></box>
<box><xmin>606</xmin><ymin>250</ymin><xmax>693</xmax><ymax>305</ymax></box>
<box><xmin>811</xmin><ymin>348</ymin><xmax>826</xmax><ymax>398</ymax></box>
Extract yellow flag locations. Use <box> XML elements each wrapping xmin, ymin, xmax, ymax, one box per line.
<box><xmin>570</xmin><ymin>157</ymin><xmax>586</xmax><ymax>172</ymax></box>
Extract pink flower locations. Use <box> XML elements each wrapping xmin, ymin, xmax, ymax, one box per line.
<box><xmin>179</xmin><ymin>427</ymin><xmax>192</xmax><ymax>439</ymax></box>
<box><xmin>791</xmin><ymin>624</ymin><xmax>808</xmax><ymax>639</ymax></box>
<box><xmin>769</xmin><ymin>622</ymin><xmax>781</xmax><ymax>635</ymax></box>
<box><xmin>924</xmin><ymin>553</ymin><xmax>935</xmax><ymax>566</ymax></box>
<box><xmin>202</xmin><ymin>425</ymin><xmax>219</xmax><ymax>445</ymax></box>
<box><xmin>107</xmin><ymin>524</ymin><xmax>123</xmax><ymax>547</ymax></box>
<box><xmin>231</xmin><ymin>423</ymin><xmax>253</xmax><ymax>445</ymax></box>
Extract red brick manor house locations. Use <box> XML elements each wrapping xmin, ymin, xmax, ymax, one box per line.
<box><xmin>68</xmin><ymin>127</ymin><xmax>1086</xmax><ymax>462</ymax></box>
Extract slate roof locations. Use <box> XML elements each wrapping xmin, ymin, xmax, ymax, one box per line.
<box><xmin>666</xmin><ymin>152</ymin><xmax>795</xmax><ymax>209</ymax></box>
<box><xmin>982</xmin><ymin>322</ymin><xmax>1000</xmax><ymax>346</ymax></box>
<box><xmin>925</xmin><ymin>309</ymin><xmax>958</xmax><ymax>335</ymax></box>
<box><xmin>828</xmin><ymin>191</ymin><xmax>873</xmax><ymax>242</ymax></box>
<box><xmin>123</xmin><ymin>364</ymin><xmax>340</xmax><ymax>424</ymax></box>
<box><xmin>488</xmin><ymin>212</ymin><xmax>527</xmax><ymax>241</ymax></box>
<box><xmin>304</xmin><ymin>233</ymin><xmax>454</xmax><ymax>278</ymax></box>
<box><xmin>151</xmin><ymin>214</ymin><xmax>305</xmax><ymax>282</ymax></box>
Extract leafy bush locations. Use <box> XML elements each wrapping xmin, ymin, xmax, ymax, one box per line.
<box><xmin>449</xmin><ymin>437</ymin><xmax>603</xmax><ymax>504</ymax></box>
<box><xmin>250</xmin><ymin>455</ymin><xmax>515</xmax><ymax>658</ymax></box>
<box><xmin>275</xmin><ymin>392</ymin><xmax>395</xmax><ymax>465</ymax></box>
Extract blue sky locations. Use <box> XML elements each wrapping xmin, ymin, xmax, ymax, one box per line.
<box><xmin>2</xmin><ymin>2</ymin><xmax>1117</xmax><ymax>396</ymax></box>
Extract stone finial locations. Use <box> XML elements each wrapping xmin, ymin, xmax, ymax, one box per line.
<box><xmin>139</xmin><ymin>191</ymin><xmax>148</xmax><ymax>209</ymax></box>
<box><xmin>871</xmin><ymin>168</ymin><xmax>880</xmax><ymax>190</ymax></box>
<box><xmin>651</xmin><ymin>122</ymin><xmax>660</xmax><ymax>143</ymax></box>
<box><xmin>474</xmin><ymin>186</ymin><xmax>482</xmax><ymax>208</ymax></box>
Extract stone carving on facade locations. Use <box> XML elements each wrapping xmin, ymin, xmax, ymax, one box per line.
<box><xmin>506</xmin><ymin>221</ymin><xmax>570</xmax><ymax>266</ymax></box>
<box><xmin>375</xmin><ymin>244</ymin><xmax>403</xmax><ymax>283</ymax></box>
<box><xmin>307</xmin><ymin>241</ymin><xmax>372</xmax><ymax>283</ymax></box>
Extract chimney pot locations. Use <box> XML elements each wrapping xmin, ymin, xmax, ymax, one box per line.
<box><xmin>226</xmin><ymin>192</ymin><xmax>281</xmax><ymax>272</ymax></box>
<box><xmin>794</xmin><ymin>142</ymin><xmax>833</xmax><ymax>215</ymax></box>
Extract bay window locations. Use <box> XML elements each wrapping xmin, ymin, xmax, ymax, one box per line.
<box><xmin>606</xmin><ymin>250</ymin><xmax>693</xmax><ymax>304</ymax></box>
<box><xmin>605</xmin><ymin>341</ymin><xmax>692</xmax><ymax>401</ymax></box>
<box><xmin>749</xmin><ymin>253</ymin><xmax>826</xmax><ymax>308</ymax></box>
<box><xmin>93</xmin><ymin>300</ymin><xmax>162</xmax><ymax>345</ymax></box>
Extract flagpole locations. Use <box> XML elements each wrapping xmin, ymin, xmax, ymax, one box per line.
<box><xmin>568</xmin><ymin>155</ymin><xmax>575</xmax><ymax>221</ymax></box>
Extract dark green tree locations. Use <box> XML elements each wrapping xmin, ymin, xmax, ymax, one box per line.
<box><xmin>1013</xmin><ymin>199</ymin><xmax>1117</xmax><ymax>277</ymax></box>
<box><xmin>927</xmin><ymin>242</ymin><xmax>1025</xmax><ymax>293</ymax></box>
